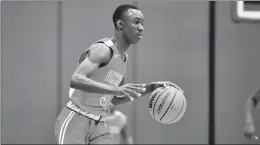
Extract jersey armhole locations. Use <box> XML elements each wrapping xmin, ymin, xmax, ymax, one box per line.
<box><xmin>78</xmin><ymin>42</ymin><xmax>114</xmax><ymax>68</ymax></box>
<box><xmin>99</xmin><ymin>46</ymin><xmax>113</xmax><ymax>68</ymax></box>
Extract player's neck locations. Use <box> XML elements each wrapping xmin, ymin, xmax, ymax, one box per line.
<box><xmin>112</xmin><ymin>33</ymin><xmax>130</xmax><ymax>56</ymax></box>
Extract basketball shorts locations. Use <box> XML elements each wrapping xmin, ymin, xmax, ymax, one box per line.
<box><xmin>54</xmin><ymin>103</ymin><xmax>113</xmax><ymax>144</ymax></box>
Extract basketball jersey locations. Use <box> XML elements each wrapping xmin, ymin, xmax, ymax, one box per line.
<box><xmin>69</xmin><ymin>38</ymin><xmax>128</xmax><ymax>117</ymax></box>
<box><xmin>105</xmin><ymin>110</ymin><xmax>127</xmax><ymax>144</ymax></box>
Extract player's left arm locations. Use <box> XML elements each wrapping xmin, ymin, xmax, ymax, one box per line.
<box><xmin>244</xmin><ymin>88</ymin><xmax>260</xmax><ymax>140</ymax></box>
<box><xmin>120</xmin><ymin>116</ymin><xmax>134</xmax><ymax>144</ymax></box>
<box><xmin>246</xmin><ymin>88</ymin><xmax>260</xmax><ymax>123</ymax></box>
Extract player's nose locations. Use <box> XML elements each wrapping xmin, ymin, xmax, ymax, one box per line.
<box><xmin>137</xmin><ymin>24</ymin><xmax>144</xmax><ymax>32</ymax></box>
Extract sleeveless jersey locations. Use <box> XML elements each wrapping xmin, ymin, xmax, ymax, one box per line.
<box><xmin>69</xmin><ymin>38</ymin><xmax>128</xmax><ymax>117</ymax></box>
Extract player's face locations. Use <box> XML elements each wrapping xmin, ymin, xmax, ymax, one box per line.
<box><xmin>122</xmin><ymin>9</ymin><xmax>144</xmax><ymax>44</ymax></box>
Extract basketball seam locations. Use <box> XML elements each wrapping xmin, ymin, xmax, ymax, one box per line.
<box><xmin>159</xmin><ymin>90</ymin><xmax>177</xmax><ymax>121</ymax></box>
<box><xmin>152</xmin><ymin>88</ymin><xmax>168</xmax><ymax>118</ymax></box>
<box><xmin>165</xmin><ymin>100</ymin><xmax>185</xmax><ymax>124</ymax></box>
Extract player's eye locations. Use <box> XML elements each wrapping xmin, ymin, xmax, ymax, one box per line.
<box><xmin>134</xmin><ymin>21</ymin><xmax>139</xmax><ymax>25</ymax></box>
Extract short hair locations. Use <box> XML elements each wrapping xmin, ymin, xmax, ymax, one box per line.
<box><xmin>112</xmin><ymin>4</ymin><xmax>140</xmax><ymax>29</ymax></box>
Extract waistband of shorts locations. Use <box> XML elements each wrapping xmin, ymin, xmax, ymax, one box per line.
<box><xmin>66</xmin><ymin>101</ymin><xmax>106</xmax><ymax>122</ymax></box>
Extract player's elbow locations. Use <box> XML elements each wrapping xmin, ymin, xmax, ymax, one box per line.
<box><xmin>70</xmin><ymin>74</ymin><xmax>81</xmax><ymax>89</ymax></box>
<box><xmin>248</xmin><ymin>95</ymin><xmax>255</xmax><ymax>102</ymax></box>
<box><xmin>70</xmin><ymin>77</ymin><xmax>76</xmax><ymax>89</ymax></box>
<box><xmin>247</xmin><ymin>95</ymin><xmax>258</xmax><ymax>107</ymax></box>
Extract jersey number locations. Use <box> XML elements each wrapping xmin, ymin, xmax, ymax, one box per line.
<box><xmin>100</xmin><ymin>94</ymin><xmax>113</xmax><ymax>106</ymax></box>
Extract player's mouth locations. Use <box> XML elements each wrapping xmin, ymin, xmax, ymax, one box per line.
<box><xmin>137</xmin><ymin>33</ymin><xmax>142</xmax><ymax>37</ymax></box>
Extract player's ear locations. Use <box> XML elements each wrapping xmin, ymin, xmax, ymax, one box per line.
<box><xmin>116</xmin><ymin>19</ymin><xmax>124</xmax><ymax>30</ymax></box>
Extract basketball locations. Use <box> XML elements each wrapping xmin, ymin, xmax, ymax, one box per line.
<box><xmin>148</xmin><ymin>86</ymin><xmax>187</xmax><ymax>124</ymax></box>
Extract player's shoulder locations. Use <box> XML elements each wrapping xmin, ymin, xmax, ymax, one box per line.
<box><xmin>90</xmin><ymin>37</ymin><xmax>110</xmax><ymax>50</ymax></box>
<box><xmin>88</xmin><ymin>38</ymin><xmax>112</xmax><ymax>58</ymax></box>
<box><xmin>89</xmin><ymin>43</ymin><xmax>109</xmax><ymax>52</ymax></box>
<box><xmin>94</xmin><ymin>37</ymin><xmax>111</xmax><ymax>44</ymax></box>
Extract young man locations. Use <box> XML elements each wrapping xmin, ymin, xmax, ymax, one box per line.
<box><xmin>244</xmin><ymin>88</ymin><xmax>260</xmax><ymax>140</ymax></box>
<box><xmin>105</xmin><ymin>107</ymin><xmax>133</xmax><ymax>144</ymax></box>
<box><xmin>54</xmin><ymin>4</ymin><xmax>183</xmax><ymax>144</ymax></box>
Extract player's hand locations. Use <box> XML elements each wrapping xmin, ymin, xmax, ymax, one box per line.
<box><xmin>244</xmin><ymin>123</ymin><xmax>258</xmax><ymax>140</ymax></box>
<box><xmin>111</xmin><ymin>83</ymin><xmax>146</xmax><ymax>105</ymax></box>
<box><xmin>126</xmin><ymin>137</ymin><xmax>134</xmax><ymax>144</ymax></box>
<box><xmin>144</xmin><ymin>81</ymin><xmax>184</xmax><ymax>94</ymax></box>
<box><xmin>115</xmin><ymin>83</ymin><xmax>146</xmax><ymax>98</ymax></box>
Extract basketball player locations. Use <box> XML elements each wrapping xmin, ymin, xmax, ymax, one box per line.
<box><xmin>244</xmin><ymin>88</ymin><xmax>260</xmax><ymax>140</ymax></box>
<box><xmin>54</xmin><ymin>4</ymin><xmax>183</xmax><ymax>144</ymax></box>
<box><xmin>105</xmin><ymin>106</ymin><xmax>133</xmax><ymax>144</ymax></box>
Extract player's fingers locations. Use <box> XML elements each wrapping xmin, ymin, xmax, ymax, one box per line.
<box><xmin>244</xmin><ymin>133</ymin><xmax>251</xmax><ymax>139</ymax></box>
<box><xmin>117</xmin><ymin>95</ymin><xmax>125</xmax><ymax>98</ymax></box>
<box><xmin>130</xmin><ymin>83</ymin><xmax>146</xmax><ymax>87</ymax></box>
<box><xmin>124</xmin><ymin>89</ymin><xmax>141</xmax><ymax>98</ymax></box>
<box><xmin>254</xmin><ymin>136</ymin><xmax>258</xmax><ymax>140</ymax></box>
<box><xmin>167</xmin><ymin>82</ymin><xmax>184</xmax><ymax>93</ymax></box>
<box><xmin>131</xmin><ymin>91</ymin><xmax>142</xmax><ymax>98</ymax></box>
<box><xmin>128</xmin><ymin>96</ymin><xmax>134</xmax><ymax>102</ymax></box>
<box><xmin>121</xmin><ymin>91</ymin><xmax>130</xmax><ymax>98</ymax></box>
<box><xmin>131</xmin><ymin>91</ymin><xmax>141</xmax><ymax>98</ymax></box>
<box><xmin>244</xmin><ymin>132</ymin><xmax>254</xmax><ymax>140</ymax></box>
<box><xmin>127</xmin><ymin>85</ymin><xmax>146</xmax><ymax>92</ymax></box>
<box><xmin>168</xmin><ymin>82</ymin><xmax>182</xmax><ymax>90</ymax></box>
<box><xmin>121</xmin><ymin>92</ymin><xmax>134</xmax><ymax>102</ymax></box>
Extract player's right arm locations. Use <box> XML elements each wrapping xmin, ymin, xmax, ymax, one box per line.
<box><xmin>70</xmin><ymin>43</ymin><xmax>117</xmax><ymax>95</ymax></box>
<box><xmin>244</xmin><ymin>88</ymin><xmax>260</xmax><ymax>140</ymax></box>
<box><xmin>70</xmin><ymin>43</ymin><xmax>145</xmax><ymax>98</ymax></box>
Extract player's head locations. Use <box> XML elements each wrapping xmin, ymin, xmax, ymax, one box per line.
<box><xmin>113</xmin><ymin>4</ymin><xmax>144</xmax><ymax>44</ymax></box>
